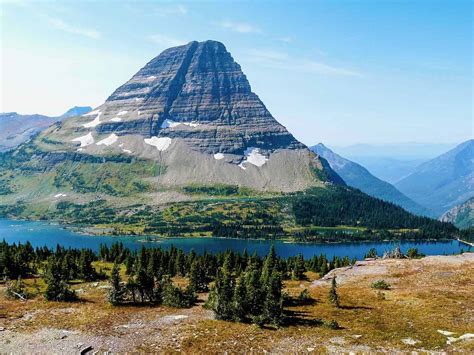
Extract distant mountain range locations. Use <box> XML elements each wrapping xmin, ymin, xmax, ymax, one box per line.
<box><xmin>331</xmin><ymin>142</ymin><xmax>459</xmax><ymax>183</ymax></box>
<box><xmin>332</xmin><ymin>142</ymin><xmax>458</xmax><ymax>160</ymax></box>
<box><xmin>395</xmin><ymin>140</ymin><xmax>474</xmax><ymax>217</ymax></box>
<box><xmin>340</xmin><ymin>156</ymin><xmax>426</xmax><ymax>184</ymax></box>
<box><xmin>311</xmin><ymin>143</ymin><xmax>428</xmax><ymax>216</ymax></box>
<box><xmin>0</xmin><ymin>106</ymin><xmax>92</xmax><ymax>152</ymax></box>
<box><xmin>440</xmin><ymin>197</ymin><xmax>473</xmax><ymax>230</ymax></box>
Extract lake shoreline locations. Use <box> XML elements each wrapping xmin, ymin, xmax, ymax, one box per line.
<box><xmin>1</xmin><ymin>217</ymin><xmax>459</xmax><ymax>246</ymax></box>
<box><xmin>47</xmin><ymin>220</ymin><xmax>459</xmax><ymax>245</ymax></box>
<box><xmin>1</xmin><ymin>218</ymin><xmax>469</xmax><ymax>259</ymax></box>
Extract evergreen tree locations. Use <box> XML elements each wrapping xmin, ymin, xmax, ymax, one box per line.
<box><xmin>291</xmin><ymin>254</ymin><xmax>306</xmax><ymax>280</ymax></box>
<box><xmin>44</xmin><ymin>257</ymin><xmax>77</xmax><ymax>302</ymax></box>
<box><xmin>245</xmin><ymin>267</ymin><xmax>264</xmax><ymax>324</ymax></box>
<box><xmin>126</xmin><ymin>277</ymin><xmax>138</xmax><ymax>303</ymax></box>
<box><xmin>136</xmin><ymin>262</ymin><xmax>153</xmax><ymax>303</ymax></box>
<box><xmin>99</xmin><ymin>244</ymin><xmax>109</xmax><ymax>262</ymax></box>
<box><xmin>328</xmin><ymin>276</ymin><xmax>340</xmax><ymax>308</ymax></box>
<box><xmin>320</xmin><ymin>257</ymin><xmax>329</xmax><ymax>276</ymax></box>
<box><xmin>188</xmin><ymin>259</ymin><xmax>208</xmax><ymax>292</ymax></box>
<box><xmin>212</xmin><ymin>266</ymin><xmax>234</xmax><ymax>320</ymax></box>
<box><xmin>263</xmin><ymin>270</ymin><xmax>284</xmax><ymax>327</ymax></box>
<box><xmin>261</xmin><ymin>245</ymin><xmax>277</xmax><ymax>283</ymax></box>
<box><xmin>108</xmin><ymin>261</ymin><xmax>125</xmax><ymax>305</ymax></box>
<box><xmin>232</xmin><ymin>275</ymin><xmax>248</xmax><ymax>322</ymax></box>
<box><xmin>78</xmin><ymin>249</ymin><xmax>96</xmax><ymax>281</ymax></box>
<box><xmin>175</xmin><ymin>250</ymin><xmax>186</xmax><ymax>276</ymax></box>
<box><xmin>125</xmin><ymin>255</ymin><xmax>134</xmax><ymax>275</ymax></box>
<box><xmin>162</xmin><ymin>276</ymin><xmax>196</xmax><ymax>308</ymax></box>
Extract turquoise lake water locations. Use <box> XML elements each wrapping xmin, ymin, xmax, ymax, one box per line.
<box><xmin>0</xmin><ymin>219</ymin><xmax>470</xmax><ymax>259</ymax></box>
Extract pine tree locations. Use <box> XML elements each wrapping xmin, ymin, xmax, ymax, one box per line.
<box><xmin>78</xmin><ymin>250</ymin><xmax>96</xmax><ymax>281</ymax></box>
<box><xmin>126</xmin><ymin>277</ymin><xmax>138</xmax><ymax>303</ymax></box>
<box><xmin>263</xmin><ymin>270</ymin><xmax>284</xmax><ymax>327</ymax></box>
<box><xmin>108</xmin><ymin>262</ymin><xmax>125</xmax><ymax>305</ymax></box>
<box><xmin>125</xmin><ymin>255</ymin><xmax>134</xmax><ymax>275</ymax></box>
<box><xmin>188</xmin><ymin>259</ymin><xmax>208</xmax><ymax>292</ymax></box>
<box><xmin>261</xmin><ymin>245</ymin><xmax>277</xmax><ymax>283</ymax></box>
<box><xmin>320</xmin><ymin>257</ymin><xmax>329</xmax><ymax>276</ymax></box>
<box><xmin>232</xmin><ymin>275</ymin><xmax>248</xmax><ymax>322</ymax></box>
<box><xmin>245</xmin><ymin>267</ymin><xmax>264</xmax><ymax>324</ymax></box>
<box><xmin>328</xmin><ymin>276</ymin><xmax>340</xmax><ymax>308</ymax></box>
<box><xmin>212</xmin><ymin>266</ymin><xmax>234</xmax><ymax>320</ymax></box>
<box><xmin>291</xmin><ymin>254</ymin><xmax>306</xmax><ymax>280</ymax></box>
<box><xmin>175</xmin><ymin>250</ymin><xmax>186</xmax><ymax>276</ymax></box>
<box><xmin>161</xmin><ymin>275</ymin><xmax>196</xmax><ymax>308</ymax></box>
<box><xmin>136</xmin><ymin>262</ymin><xmax>153</xmax><ymax>303</ymax></box>
<box><xmin>44</xmin><ymin>257</ymin><xmax>77</xmax><ymax>302</ymax></box>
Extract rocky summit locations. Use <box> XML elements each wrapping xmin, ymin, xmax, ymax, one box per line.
<box><xmin>38</xmin><ymin>40</ymin><xmax>341</xmax><ymax>192</ymax></box>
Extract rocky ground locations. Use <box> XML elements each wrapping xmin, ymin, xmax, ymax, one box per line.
<box><xmin>1</xmin><ymin>253</ymin><xmax>473</xmax><ymax>353</ymax></box>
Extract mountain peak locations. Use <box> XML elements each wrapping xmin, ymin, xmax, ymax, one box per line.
<box><xmin>95</xmin><ymin>39</ymin><xmax>304</xmax><ymax>155</ymax></box>
<box><xmin>60</xmin><ymin>106</ymin><xmax>92</xmax><ymax>118</ymax></box>
<box><xmin>38</xmin><ymin>40</ymin><xmax>342</xmax><ymax>192</ymax></box>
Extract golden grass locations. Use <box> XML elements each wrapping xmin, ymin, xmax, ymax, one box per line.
<box><xmin>0</xmin><ymin>256</ymin><xmax>472</xmax><ymax>352</ymax></box>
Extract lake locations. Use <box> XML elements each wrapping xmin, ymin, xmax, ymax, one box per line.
<box><xmin>0</xmin><ymin>219</ymin><xmax>470</xmax><ymax>260</ymax></box>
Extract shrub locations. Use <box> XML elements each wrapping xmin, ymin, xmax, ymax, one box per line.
<box><xmin>5</xmin><ymin>276</ymin><xmax>29</xmax><ymax>300</ymax></box>
<box><xmin>371</xmin><ymin>279</ymin><xmax>391</xmax><ymax>290</ymax></box>
<box><xmin>406</xmin><ymin>248</ymin><xmax>425</xmax><ymax>258</ymax></box>
<box><xmin>297</xmin><ymin>288</ymin><xmax>313</xmax><ymax>304</ymax></box>
<box><xmin>326</xmin><ymin>319</ymin><xmax>340</xmax><ymax>329</ymax></box>
<box><xmin>162</xmin><ymin>278</ymin><xmax>196</xmax><ymax>308</ymax></box>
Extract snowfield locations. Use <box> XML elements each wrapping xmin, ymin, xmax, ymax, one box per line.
<box><xmin>83</xmin><ymin>112</ymin><xmax>102</xmax><ymax>128</ymax></box>
<box><xmin>96</xmin><ymin>134</ymin><xmax>118</xmax><ymax>146</ymax></box>
<box><xmin>144</xmin><ymin>136</ymin><xmax>172</xmax><ymax>151</ymax></box>
<box><xmin>82</xmin><ymin>109</ymin><xmax>100</xmax><ymax>117</ymax></box>
<box><xmin>72</xmin><ymin>132</ymin><xmax>94</xmax><ymax>147</ymax></box>
<box><xmin>161</xmin><ymin>119</ymin><xmax>200</xmax><ymax>128</ymax></box>
<box><xmin>238</xmin><ymin>147</ymin><xmax>268</xmax><ymax>169</ymax></box>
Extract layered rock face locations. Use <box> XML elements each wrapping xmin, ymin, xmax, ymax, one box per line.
<box><xmin>40</xmin><ymin>40</ymin><xmax>341</xmax><ymax>191</ymax></box>
<box><xmin>93</xmin><ymin>40</ymin><xmax>303</xmax><ymax>155</ymax></box>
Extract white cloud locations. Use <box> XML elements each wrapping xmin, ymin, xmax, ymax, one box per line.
<box><xmin>219</xmin><ymin>21</ymin><xmax>261</xmax><ymax>34</ymax></box>
<box><xmin>48</xmin><ymin>17</ymin><xmax>100</xmax><ymax>39</ymax></box>
<box><xmin>247</xmin><ymin>49</ymin><xmax>362</xmax><ymax>77</ymax></box>
<box><xmin>155</xmin><ymin>4</ymin><xmax>187</xmax><ymax>16</ymax></box>
<box><xmin>148</xmin><ymin>34</ymin><xmax>187</xmax><ymax>48</ymax></box>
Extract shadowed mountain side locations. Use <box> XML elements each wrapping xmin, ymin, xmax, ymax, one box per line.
<box><xmin>311</xmin><ymin>143</ymin><xmax>429</xmax><ymax>216</ymax></box>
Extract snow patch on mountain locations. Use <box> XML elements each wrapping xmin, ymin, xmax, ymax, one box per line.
<box><xmin>97</xmin><ymin>134</ymin><xmax>118</xmax><ymax>146</ymax></box>
<box><xmin>144</xmin><ymin>136</ymin><xmax>172</xmax><ymax>151</ymax></box>
<box><xmin>72</xmin><ymin>132</ymin><xmax>94</xmax><ymax>147</ymax></box>
<box><xmin>82</xmin><ymin>109</ymin><xmax>100</xmax><ymax>117</ymax></box>
<box><xmin>161</xmin><ymin>119</ymin><xmax>200</xmax><ymax>128</ymax></box>
<box><xmin>238</xmin><ymin>147</ymin><xmax>268</xmax><ymax>169</ymax></box>
<box><xmin>83</xmin><ymin>112</ymin><xmax>102</xmax><ymax>128</ymax></box>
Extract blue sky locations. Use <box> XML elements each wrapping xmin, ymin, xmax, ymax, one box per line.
<box><xmin>1</xmin><ymin>0</ymin><xmax>472</xmax><ymax>146</ymax></box>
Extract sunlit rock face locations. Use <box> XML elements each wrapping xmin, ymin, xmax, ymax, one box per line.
<box><xmin>41</xmin><ymin>40</ymin><xmax>343</xmax><ymax>192</ymax></box>
<box><xmin>93</xmin><ymin>40</ymin><xmax>304</xmax><ymax>155</ymax></box>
